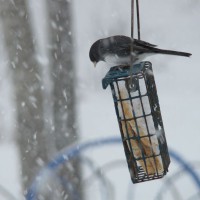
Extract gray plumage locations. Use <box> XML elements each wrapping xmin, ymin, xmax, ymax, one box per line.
<box><xmin>89</xmin><ymin>35</ymin><xmax>191</xmax><ymax>66</ymax></box>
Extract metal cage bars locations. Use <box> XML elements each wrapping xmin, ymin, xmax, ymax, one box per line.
<box><xmin>103</xmin><ymin>62</ymin><xmax>170</xmax><ymax>183</ymax></box>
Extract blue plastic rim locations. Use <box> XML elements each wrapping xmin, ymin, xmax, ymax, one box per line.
<box><xmin>26</xmin><ymin>136</ymin><xmax>200</xmax><ymax>200</ymax></box>
<box><xmin>102</xmin><ymin>62</ymin><xmax>146</xmax><ymax>89</ymax></box>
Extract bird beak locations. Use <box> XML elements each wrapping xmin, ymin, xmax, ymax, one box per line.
<box><xmin>93</xmin><ymin>61</ymin><xmax>97</xmax><ymax>68</ymax></box>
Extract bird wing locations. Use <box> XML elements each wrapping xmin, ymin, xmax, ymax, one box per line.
<box><xmin>108</xmin><ymin>35</ymin><xmax>157</xmax><ymax>50</ymax></box>
<box><xmin>134</xmin><ymin>39</ymin><xmax>157</xmax><ymax>47</ymax></box>
<box><xmin>109</xmin><ymin>35</ymin><xmax>157</xmax><ymax>47</ymax></box>
<box><xmin>115</xmin><ymin>40</ymin><xmax>156</xmax><ymax>55</ymax></box>
<box><xmin>98</xmin><ymin>35</ymin><xmax>157</xmax><ymax>58</ymax></box>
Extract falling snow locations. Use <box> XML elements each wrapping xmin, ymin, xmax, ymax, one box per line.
<box><xmin>0</xmin><ymin>0</ymin><xmax>199</xmax><ymax>200</ymax></box>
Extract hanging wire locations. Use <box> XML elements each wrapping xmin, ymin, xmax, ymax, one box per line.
<box><xmin>136</xmin><ymin>0</ymin><xmax>141</xmax><ymax>40</ymax></box>
<box><xmin>131</xmin><ymin>0</ymin><xmax>134</xmax><ymax>39</ymax></box>
<box><xmin>130</xmin><ymin>0</ymin><xmax>141</xmax><ymax>90</ymax></box>
<box><xmin>131</xmin><ymin>0</ymin><xmax>140</xmax><ymax>40</ymax></box>
<box><xmin>130</xmin><ymin>0</ymin><xmax>135</xmax><ymax>91</ymax></box>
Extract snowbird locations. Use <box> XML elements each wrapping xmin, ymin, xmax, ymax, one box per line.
<box><xmin>89</xmin><ymin>35</ymin><xmax>191</xmax><ymax>67</ymax></box>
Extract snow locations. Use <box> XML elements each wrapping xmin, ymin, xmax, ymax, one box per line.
<box><xmin>73</xmin><ymin>0</ymin><xmax>200</xmax><ymax>199</ymax></box>
<box><xmin>0</xmin><ymin>19</ymin><xmax>22</xmax><ymax>200</ymax></box>
<box><xmin>0</xmin><ymin>143</ymin><xmax>23</xmax><ymax>200</ymax></box>
<box><xmin>0</xmin><ymin>0</ymin><xmax>200</xmax><ymax>200</ymax></box>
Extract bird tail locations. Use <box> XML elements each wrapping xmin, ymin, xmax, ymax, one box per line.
<box><xmin>152</xmin><ymin>48</ymin><xmax>191</xmax><ymax>57</ymax></box>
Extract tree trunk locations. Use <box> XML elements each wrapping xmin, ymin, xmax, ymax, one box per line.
<box><xmin>0</xmin><ymin>0</ymin><xmax>48</xmax><ymax>194</ymax></box>
<box><xmin>0</xmin><ymin>0</ymin><xmax>80</xmax><ymax>199</ymax></box>
<box><xmin>47</xmin><ymin>1</ymin><xmax>81</xmax><ymax>199</ymax></box>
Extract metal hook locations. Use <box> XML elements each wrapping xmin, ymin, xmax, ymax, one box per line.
<box><xmin>126</xmin><ymin>77</ymin><xmax>139</xmax><ymax>92</ymax></box>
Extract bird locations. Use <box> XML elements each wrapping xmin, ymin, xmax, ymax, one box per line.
<box><xmin>89</xmin><ymin>35</ymin><xmax>192</xmax><ymax>67</ymax></box>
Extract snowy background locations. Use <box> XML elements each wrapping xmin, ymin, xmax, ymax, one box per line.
<box><xmin>0</xmin><ymin>0</ymin><xmax>200</xmax><ymax>199</ymax></box>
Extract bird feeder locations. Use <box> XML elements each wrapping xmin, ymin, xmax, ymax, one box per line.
<box><xmin>102</xmin><ymin>61</ymin><xmax>170</xmax><ymax>183</ymax></box>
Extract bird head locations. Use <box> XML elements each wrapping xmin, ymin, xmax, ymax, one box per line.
<box><xmin>89</xmin><ymin>40</ymin><xmax>101</xmax><ymax>67</ymax></box>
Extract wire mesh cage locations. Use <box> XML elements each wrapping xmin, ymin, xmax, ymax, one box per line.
<box><xmin>102</xmin><ymin>61</ymin><xmax>170</xmax><ymax>183</ymax></box>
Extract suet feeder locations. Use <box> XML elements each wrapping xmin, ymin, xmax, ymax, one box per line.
<box><xmin>102</xmin><ymin>61</ymin><xmax>170</xmax><ymax>183</ymax></box>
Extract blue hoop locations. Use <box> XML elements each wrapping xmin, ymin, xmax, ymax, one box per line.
<box><xmin>26</xmin><ymin>136</ymin><xmax>200</xmax><ymax>200</ymax></box>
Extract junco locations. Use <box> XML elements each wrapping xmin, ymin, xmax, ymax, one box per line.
<box><xmin>89</xmin><ymin>35</ymin><xmax>191</xmax><ymax>67</ymax></box>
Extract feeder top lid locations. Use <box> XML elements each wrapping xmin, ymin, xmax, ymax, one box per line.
<box><xmin>102</xmin><ymin>61</ymin><xmax>150</xmax><ymax>89</ymax></box>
